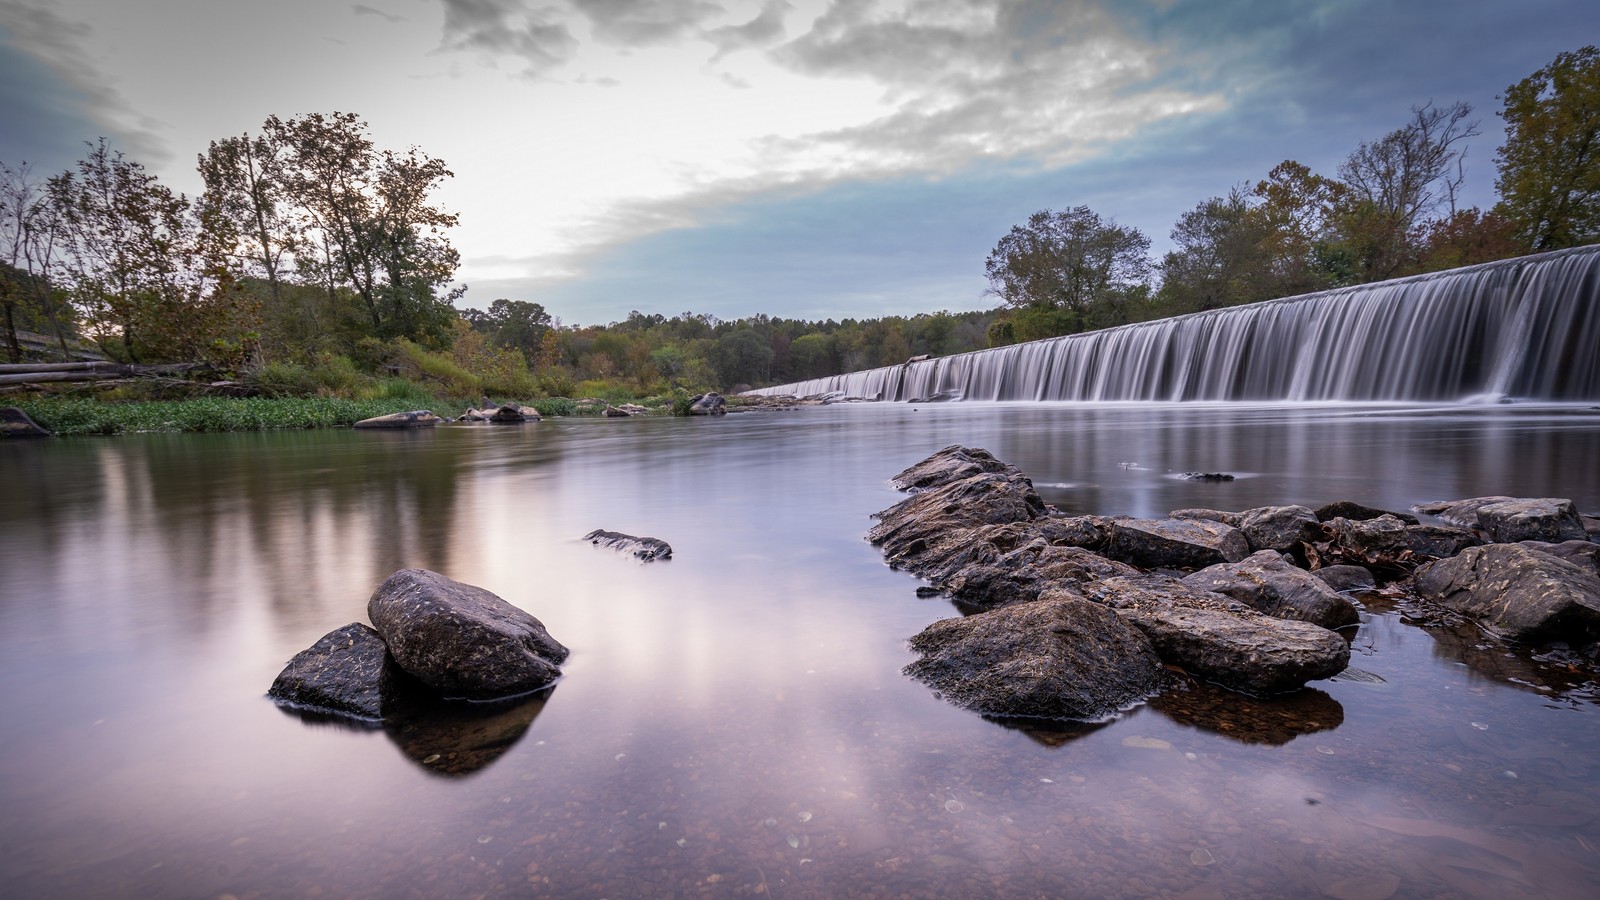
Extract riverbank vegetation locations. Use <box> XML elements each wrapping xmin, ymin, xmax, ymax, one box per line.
<box><xmin>2</xmin><ymin>46</ymin><xmax>1596</xmax><ymax>410</ymax></box>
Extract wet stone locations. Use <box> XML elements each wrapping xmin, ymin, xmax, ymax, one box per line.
<box><xmin>584</xmin><ymin>529</ymin><xmax>673</xmax><ymax>561</ymax></box>
<box><xmin>1104</xmin><ymin>517</ymin><xmax>1250</xmax><ymax>570</ymax></box>
<box><xmin>267</xmin><ymin>622</ymin><xmax>392</xmax><ymax>722</ymax></box>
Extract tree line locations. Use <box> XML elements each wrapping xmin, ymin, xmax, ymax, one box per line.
<box><xmin>2</xmin><ymin>47</ymin><xmax>1596</xmax><ymax>397</ymax></box>
<box><xmin>983</xmin><ymin>47</ymin><xmax>1600</xmax><ymax>344</ymax></box>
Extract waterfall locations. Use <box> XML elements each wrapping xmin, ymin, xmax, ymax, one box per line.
<box><xmin>749</xmin><ymin>245</ymin><xmax>1600</xmax><ymax>403</ymax></box>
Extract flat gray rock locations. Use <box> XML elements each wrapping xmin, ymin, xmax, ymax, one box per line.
<box><xmin>1104</xmin><ymin>517</ymin><xmax>1249</xmax><ymax>569</ymax></box>
<box><xmin>368</xmin><ymin>569</ymin><xmax>568</xmax><ymax>701</ymax></box>
<box><xmin>1183</xmin><ymin>550</ymin><xmax>1359</xmax><ymax>630</ymax></box>
<box><xmin>1414</xmin><ymin>544</ymin><xmax>1600</xmax><ymax>642</ymax></box>
<box><xmin>1475</xmin><ymin>498</ymin><xmax>1588</xmax><ymax>543</ymax></box>
<box><xmin>904</xmin><ymin>595</ymin><xmax>1162</xmax><ymax>721</ymax></box>
<box><xmin>1083</xmin><ymin>575</ymin><xmax>1351</xmax><ymax>695</ymax></box>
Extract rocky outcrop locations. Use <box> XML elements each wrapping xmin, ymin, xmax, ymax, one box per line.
<box><xmin>1083</xmin><ymin>576</ymin><xmax>1351</xmax><ymax>696</ymax></box>
<box><xmin>944</xmin><ymin>543</ymin><xmax>1138</xmax><ymax>610</ymax></box>
<box><xmin>868</xmin><ymin>461</ymin><xmax>1044</xmax><ymax>558</ymax></box>
<box><xmin>368</xmin><ymin>568</ymin><xmax>569</xmax><ymax>700</ymax></box>
<box><xmin>1414</xmin><ymin>544</ymin><xmax>1600</xmax><ymax>641</ymax></box>
<box><xmin>584</xmin><ymin>529</ymin><xmax>673</xmax><ymax>561</ymax></box>
<box><xmin>1183</xmin><ymin>550</ymin><xmax>1360</xmax><ymax>630</ymax></box>
<box><xmin>1</xmin><ymin>406</ymin><xmax>50</xmax><ymax>437</ymax></box>
<box><xmin>353</xmin><ymin>410</ymin><xmax>442</xmax><ymax>429</ymax></box>
<box><xmin>268</xmin><ymin>622</ymin><xmax>393</xmax><ymax>721</ymax></box>
<box><xmin>904</xmin><ymin>595</ymin><xmax>1163</xmax><ymax>720</ymax></box>
<box><xmin>688</xmin><ymin>392</ymin><xmax>727</xmax><ymax>415</ymax></box>
<box><xmin>890</xmin><ymin>445</ymin><xmax>1015</xmax><ymax>492</ymax></box>
<box><xmin>1104</xmin><ymin>517</ymin><xmax>1250</xmax><ymax>569</ymax></box>
<box><xmin>490</xmin><ymin>404</ymin><xmax>539</xmax><ymax>423</ymax></box>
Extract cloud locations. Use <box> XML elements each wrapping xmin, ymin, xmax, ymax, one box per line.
<box><xmin>352</xmin><ymin>3</ymin><xmax>407</xmax><ymax>23</ymax></box>
<box><xmin>573</xmin><ymin>0</ymin><xmax>727</xmax><ymax>46</ymax></box>
<box><xmin>436</xmin><ymin>0</ymin><xmax>580</xmax><ymax>78</ymax></box>
<box><xmin>766</xmin><ymin>0</ymin><xmax>1222</xmax><ymax>173</ymax></box>
<box><xmin>0</xmin><ymin>0</ymin><xmax>171</xmax><ymax>164</ymax></box>
<box><xmin>703</xmin><ymin>0</ymin><xmax>791</xmax><ymax>60</ymax></box>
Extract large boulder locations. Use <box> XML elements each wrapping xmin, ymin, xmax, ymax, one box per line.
<box><xmin>1082</xmin><ymin>575</ymin><xmax>1351</xmax><ymax>695</ymax></box>
<box><xmin>267</xmin><ymin>622</ymin><xmax>393</xmax><ymax>721</ymax></box>
<box><xmin>904</xmin><ymin>595</ymin><xmax>1163</xmax><ymax>721</ymax></box>
<box><xmin>1414</xmin><ymin>544</ymin><xmax>1600</xmax><ymax>642</ymax></box>
<box><xmin>1</xmin><ymin>406</ymin><xmax>50</xmax><ymax>437</ymax></box>
<box><xmin>1475</xmin><ymin>498</ymin><xmax>1588</xmax><ymax>543</ymax></box>
<box><xmin>353</xmin><ymin>410</ymin><xmax>442</xmax><ymax>429</ymax></box>
<box><xmin>583</xmin><ymin>529</ymin><xmax>673</xmax><ymax>561</ymax></box>
<box><xmin>1238</xmin><ymin>505</ymin><xmax>1321</xmax><ymax>554</ymax></box>
<box><xmin>1415</xmin><ymin>496</ymin><xmax>1515</xmax><ymax>527</ymax></box>
<box><xmin>1520</xmin><ymin>540</ymin><xmax>1600</xmax><ymax>574</ymax></box>
<box><xmin>890</xmin><ymin>445</ymin><xmax>1016</xmax><ymax>492</ymax></box>
<box><xmin>1183</xmin><ymin>550</ymin><xmax>1360</xmax><ymax>630</ymax></box>
<box><xmin>1104</xmin><ymin>517</ymin><xmax>1249</xmax><ymax>569</ymax></box>
<box><xmin>368</xmin><ymin>569</ymin><xmax>569</xmax><ymax>700</ymax></box>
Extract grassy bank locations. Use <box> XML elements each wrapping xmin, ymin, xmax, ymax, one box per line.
<box><xmin>8</xmin><ymin>391</ymin><xmax>707</xmax><ymax>435</ymax></box>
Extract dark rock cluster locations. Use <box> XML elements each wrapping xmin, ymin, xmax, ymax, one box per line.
<box><xmin>269</xmin><ymin>568</ymin><xmax>568</xmax><ymax>720</ymax></box>
<box><xmin>878</xmin><ymin>446</ymin><xmax>1600</xmax><ymax>723</ymax></box>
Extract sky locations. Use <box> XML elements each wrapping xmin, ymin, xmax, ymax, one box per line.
<box><xmin>2</xmin><ymin>1</ymin><xmax>1597</xmax><ymax>327</ymax></box>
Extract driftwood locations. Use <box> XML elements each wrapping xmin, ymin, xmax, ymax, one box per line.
<box><xmin>0</xmin><ymin>362</ymin><xmax>201</xmax><ymax>386</ymax></box>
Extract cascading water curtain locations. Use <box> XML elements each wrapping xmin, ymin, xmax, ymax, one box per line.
<box><xmin>749</xmin><ymin>245</ymin><xmax>1600</xmax><ymax>403</ymax></box>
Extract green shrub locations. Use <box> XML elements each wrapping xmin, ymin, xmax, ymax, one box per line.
<box><xmin>527</xmin><ymin>397</ymin><xmax>577</xmax><ymax>417</ymax></box>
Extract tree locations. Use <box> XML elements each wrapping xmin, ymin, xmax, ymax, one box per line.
<box><xmin>1334</xmin><ymin>101</ymin><xmax>1480</xmax><ymax>280</ymax></box>
<box><xmin>266</xmin><ymin>112</ymin><xmax>462</xmax><ymax>343</ymax></box>
<box><xmin>984</xmin><ymin>207</ymin><xmax>1152</xmax><ymax>325</ymax></box>
<box><xmin>1495</xmin><ymin>46</ymin><xmax>1600</xmax><ymax>250</ymax></box>
<box><xmin>198</xmin><ymin>132</ymin><xmax>293</xmax><ymax>305</ymax></box>
<box><xmin>47</xmin><ymin>139</ymin><xmax>248</xmax><ymax>363</ymax></box>
<box><xmin>1158</xmin><ymin>186</ymin><xmax>1276</xmax><ymax>313</ymax></box>
<box><xmin>1</xmin><ymin>161</ymin><xmax>76</xmax><ymax>361</ymax></box>
<box><xmin>1251</xmin><ymin>160</ymin><xmax>1347</xmax><ymax>293</ymax></box>
<box><xmin>711</xmin><ymin>327</ymin><xmax>773</xmax><ymax>387</ymax></box>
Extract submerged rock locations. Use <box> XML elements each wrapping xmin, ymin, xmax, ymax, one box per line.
<box><xmin>904</xmin><ymin>595</ymin><xmax>1163</xmax><ymax>721</ymax></box>
<box><xmin>353</xmin><ymin>410</ymin><xmax>441</xmax><ymax>429</ymax></box>
<box><xmin>583</xmin><ymin>529</ymin><xmax>673</xmax><ymax>561</ymax></box>
<box><xmin>267</xmin><ymin>622</ymin><xmax>393</xmax><ymax>722</ymax></box>
<box><xmin>0</xmin><ymin>406</ymin><xmax>50</xmax><ymax>437</ymax></box>
<box><xmin>368</xmin><ymin>568</ymin><xmax>569</xmax><ymax>701</ymax></box>
<box><xmin>1183</xmin><ymin>550</ymin><xmax>1360</xmax><ymax>631</ymax></box>
<box><xmin>1414</xmin><ymin>544</ymin><xmax>1600</xmax><ymax>642</ymax></box>
<box><xmin>1104</xmin><ymin>517</ymin><xmax>1250</xmax><ymax>569</ymax></box>
<box><xmin>1179</xmin><ymin>472</ymin><xmax>1235</xmax><ymax>482</ymax></box>
<box><xmin>1083</xmin><ymin>575</ymin><xmax>1351</xmax><ymax>695</ymax></box>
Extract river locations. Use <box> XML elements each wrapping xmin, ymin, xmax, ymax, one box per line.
<box><xmin>3</xmin><ymin>401</ymin><xmax>1598</xmax><ymax>898</ymax></box>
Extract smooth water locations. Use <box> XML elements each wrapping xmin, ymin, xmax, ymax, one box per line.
<box><xmin>3</xmin><ymin>403</ymin><xmax>1600</xmax><ymax>899</ymax></box>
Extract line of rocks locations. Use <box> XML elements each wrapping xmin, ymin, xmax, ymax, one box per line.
<box><xmin>877</xmin><ymin>446</ymin><xmax>1600</xmax><ymax>723</ymax></box>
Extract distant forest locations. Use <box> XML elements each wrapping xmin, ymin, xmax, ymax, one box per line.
<box><xmin>2</xmin><ymin>47</ymin><xmax>1596</xmax><ymax>400</ymax></box>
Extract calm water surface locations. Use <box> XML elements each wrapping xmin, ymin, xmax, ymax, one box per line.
<box><xmin>3</xmin><ymin>402</ymin><xmax>1599</xmax><ymax>898</ymax></box>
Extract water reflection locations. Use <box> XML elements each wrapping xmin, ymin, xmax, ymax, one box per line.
<box><xmin>4</xmin><ymin>404</ymin><xmax>1600</xmax><ymax>898</ymax></box>
<box><xmin>1150</xmin><ymin>679</ymin><xmax>1345</xmax><ymax>745</ymax></box>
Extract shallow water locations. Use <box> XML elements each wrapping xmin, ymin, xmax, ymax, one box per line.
<box><xmin>2</xmin><ymin>402</ymin><xmax>1599</xmax><ymax>898</ymax></box>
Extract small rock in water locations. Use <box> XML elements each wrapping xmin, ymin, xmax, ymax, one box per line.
<box><xmin>944</xmin><ymin>799</ymin><xmax>965</xmax><ymax>813</ymax></box>
<box><xmin>1180</xmin><ymin>472</ymin><xmax>1235</xmax><ymax>482</ymax></box>
<box><xmin>583</xmin><ymin>529</ymin><xmax>673</xmax><ymax>561</ymax></box>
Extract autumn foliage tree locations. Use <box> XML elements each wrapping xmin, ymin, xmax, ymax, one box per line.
<box><xmin>1495</xmin><ymin>45</ymin><xmax>1600</xmax><ymax>250</ymax></box>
